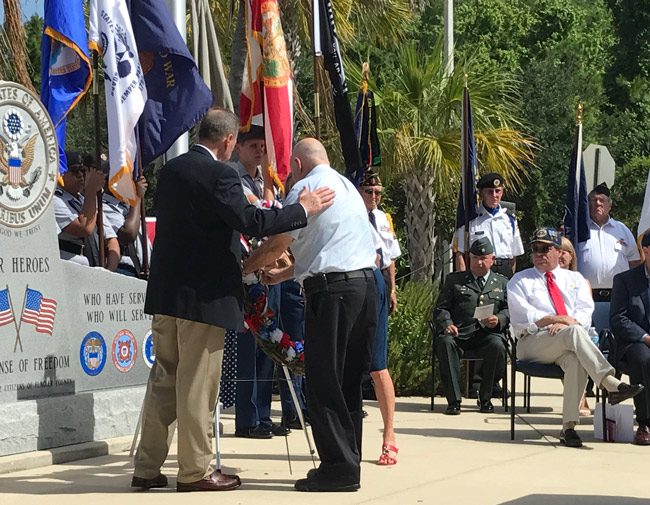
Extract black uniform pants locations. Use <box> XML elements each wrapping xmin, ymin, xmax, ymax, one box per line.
<box><xmin>435</xmin><ymin>331</ymin><xmax>506</xmax><ymax>405</ymax></box>
<box><xmin>303</xmin><ymin>272</ymin><xmax>376</xmax><ymax>483</ymax></box>
<box><xmin>622</xmin><ymin>343</ymin><xmax>650</xmax><ymax>425</ymax></box>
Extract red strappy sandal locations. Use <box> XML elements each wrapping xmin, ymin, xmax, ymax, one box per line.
<box><xmin>378</xmin><ymin>444</ymin><xmax>398</xmax><ymax>465</ymax></box>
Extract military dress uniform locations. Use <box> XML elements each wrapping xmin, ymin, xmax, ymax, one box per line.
<box><xmin>455</xmin><ymin>173</ymin><xmax>523</xmax><ymax>278</ymax></box>
<box><xmin>54</xmin><ymin>188</ymin><xmax>116</xmax><ymax>267</ymax></box>
<box><xmin>433</xmin><ymin>239</ymin><xmax>509</xmax><ymax>412</ymax></box>
<box><xmin>102</xmin><ymin>192</ymin><xmax>149</xmax><ymax>276</ymax></box>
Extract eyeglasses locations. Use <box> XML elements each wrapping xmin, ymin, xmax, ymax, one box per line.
<box><xmin>363</xmin><ymin>189</ymin><xmax>382</xmax><ymax>196</ymax></box>
<box><xmin>531</xmin><ymin>244</ymin><xmax>553</xmax><ymax>254</ymax></box>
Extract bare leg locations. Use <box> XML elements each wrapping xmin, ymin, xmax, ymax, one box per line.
<box><xmin>370</xmin><ymin>369</ymin><xmax>397</xmax><ymax>461</ymax></box>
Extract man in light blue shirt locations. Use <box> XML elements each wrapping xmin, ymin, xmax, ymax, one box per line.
<box><xmin>243</xmin><ymin>138</ymin><xmax>376</xmax><ymax>492</ymax></box>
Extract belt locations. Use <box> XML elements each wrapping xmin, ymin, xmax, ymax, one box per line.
<box><xmin>303</xmin><ymin>268</ymin><xmax>373</xmax><ymax>295</ymax></box>
<box><xmin>493</xmin><ymin>258</ymin><xmax>512</xmax><ymax>266</ymax></box>
<box><xmin>59</xmin><ymin>239</ymin><xmax>84</xmax><ymax>255</ymax></box>
<box><xmin>592</xmin><ymin>288</ymin><xmax>611</xmax><ymax>302</ymax></box>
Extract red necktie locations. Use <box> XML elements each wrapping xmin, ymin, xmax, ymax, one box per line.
<box><xmin>545</xmin><ymin>271</ymin><xmax>568</xmax><ymax>316</ymax></box>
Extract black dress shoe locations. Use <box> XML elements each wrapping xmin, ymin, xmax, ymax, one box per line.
<box><xmin>131</xmin><ymin>473</ymin><xmax>168</xmax><ymax>489</ymax></box>
<box><xmin>271</xmin><ymin>422</ymin><xmax>290</xmax><ymax>436</ymax></box>
<box><xmin>177</xmin><ymin>470</ymin><xmax>241</xmax><ymax>492</ymax></box>
<box><xmin>444</xmin><ymin>402</ymin><xmax>461</xmax><ymax>415</ymax></box>
<box><xmin>478</xmin><ymin>400</ymin><xmax>494</xmax><ymax>413</ymax></box>
<box><xmin>235</xmin><ymin>425</ymin><xmax>273</xmax><ymax>439</ymax></box>
<box><xmin>560</xmin><ymin>428</ymin><xmax>583</xmax><ymax>448</ymax></box>
<box><xmin>282</xmin><ymin>415</ymin><xmax>308</xmax><ymax>430</ymax></box>
<box><xmin>609</xmin><ymin>383</ymin><xmax>645</xmax><ymax>405</ymax></box>
<box><xmin>294</xmin><ymin>476</ymin><xmax>359</xmax><ymax>492</ymax></box>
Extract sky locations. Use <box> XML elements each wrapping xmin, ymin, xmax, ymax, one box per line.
<box><xmin>0</xmin><ymin>1</ymin><xmax>44</xmax><ymax>22</ymax></box>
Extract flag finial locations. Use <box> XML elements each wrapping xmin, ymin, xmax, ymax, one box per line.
<box><xmin>576</xmin><ymin>102</ymin><xmax>583</xmax><ymax>125</ymax></box>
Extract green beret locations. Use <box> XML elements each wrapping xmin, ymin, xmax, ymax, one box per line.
<box><xmin>469</xmin><ymin>237</ymin><xmax>494</xmax><ymax>256</ymax></box>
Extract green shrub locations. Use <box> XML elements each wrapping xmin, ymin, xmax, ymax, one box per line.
<box><xmin>387</xmin><ymin>280</ymin><xmax>439</xmax><ymax>396</ymax></box>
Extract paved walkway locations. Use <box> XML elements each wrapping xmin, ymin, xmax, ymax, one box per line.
<box><xmin>1</xmin><ymin>377</ymin><xmax>648</xmax><ymax>505</ymax></box>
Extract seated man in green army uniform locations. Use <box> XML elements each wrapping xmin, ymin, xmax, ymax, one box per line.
<box><xmin>433</xmin><ymin>237</ymin><xmax>509</xmax><ymax>415</ymax></box>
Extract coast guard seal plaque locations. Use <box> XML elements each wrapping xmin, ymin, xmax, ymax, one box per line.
<box><xmin>0</xmin><ymin>81</ymin><xmax>58</xmax><ymax>228</ymax></box>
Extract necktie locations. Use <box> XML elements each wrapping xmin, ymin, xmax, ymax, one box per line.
<box><xmin>369</xmin><ymin>211</ymin><xmax>378</xmax><ymax>231</ymax></box>
<box><xmin>545</xmin><ymin>271</ymin><xmax>568</xmax><ymax>316</ymax></box>
<box><xmin>477</xmin><ymin>276</ymin><xmax>485</xmax><ymax>290</ymax></box>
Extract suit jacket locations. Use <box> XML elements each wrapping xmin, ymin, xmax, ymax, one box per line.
<box><xmin>610</xmin><ymin>264</ymin><xmax>650</xmax><ymax>363</ymax></box>
<box><xmin>433</xmin><ymin>270</ymin><xmax>509</xmax><ymax>339</ymax></box>
<box><xmin>145</xmin><ymin>145</ymin><xmax>307</xmax><ymax>330</ymax></box>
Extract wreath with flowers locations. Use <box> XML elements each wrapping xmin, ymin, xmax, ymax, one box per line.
<box><xmin>243</xmin><ymin>278</ymin><xmax>305</xmax><ymax>375</ymax></box>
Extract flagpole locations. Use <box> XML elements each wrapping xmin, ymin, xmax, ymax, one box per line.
<box><xmin>135</xmin><ymin>130</ymin><xmax>150</xmax><ymax>279</ymax></box>
<box><xmin>92</xmin><ymin>49</ymin><xmax>106</xmax><ymax>268</ymax></box>
<box><xmin>572</xmin><ymin>103</ymin><xmax>583</xmax><ymax>250</ymax></box>
<box><xmin>6</xmin><ymin>285</ymin><xmax>22</xmax><ymax>353</ymax></box>
<box><xmin>462</xmin><ymin>83</ymin><xmax>471</xmax><ymax>268</ymax></box>
<box><xmin>13</xmin><ymin>285</ymin><xmax>28</xmax><ymax>353</ymax></box>
<box><xmin>312</xmin><ymin>0</ymin><xmax>321</xmax><ymax>139</ymax></box>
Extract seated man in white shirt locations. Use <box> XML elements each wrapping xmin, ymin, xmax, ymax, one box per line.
<box><xmin>507</xmin><ymin>227</ymin><xmax>644</xmax><ymax>448</ymax></box>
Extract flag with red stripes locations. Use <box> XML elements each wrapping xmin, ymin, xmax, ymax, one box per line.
<box><xmin>21</xmin><ymin>288</ymin><xmax>57</xmax><ymax>335</ymax></box>
<box><xmin>0</xmin><ymin>289</ymin><xmax>14</xmax><ymax>327</ymax></box>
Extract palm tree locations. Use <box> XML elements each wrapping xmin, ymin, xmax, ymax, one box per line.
<box><xmin>374</xmin><ymin>40</ymin><xmax>537</xmax><ymax>281</ymax></box>
<box><xmin>1</xmin><ymin>0</ymin><xmax>35</xmax><ymax>91</ymax></box>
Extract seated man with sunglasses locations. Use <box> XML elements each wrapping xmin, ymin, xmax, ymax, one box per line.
<box><xmin>507</xmin><ymin>227</ymin><xmax>644</xmax><ymax>448</ymax></box>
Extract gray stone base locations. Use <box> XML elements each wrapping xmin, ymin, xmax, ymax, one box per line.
<box><xmin>0</xmin><ymin>385</ymin><xmax>145</xmax><ymax>457</ymax></box>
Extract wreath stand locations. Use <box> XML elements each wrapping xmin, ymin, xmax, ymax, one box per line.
<box><xmin>129</xmin><ymin>367</ymin><xmax>316</xmax><ymax>473</ymax></box>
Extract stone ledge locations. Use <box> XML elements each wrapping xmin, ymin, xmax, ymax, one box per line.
<box><xmin>0</xmin><ymin>435</ymin><xmax>133</xmax><ymax>475</ymax></box>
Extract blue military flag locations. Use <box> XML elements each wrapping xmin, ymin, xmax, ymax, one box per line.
<box><xmin>127</xmin><ymin>0</ymin><xmax>213</xmax><ymax>166</ymax></box>
<box><xmin>563</xmin><ymin>121</ymin><xmax>590</xmax><ymax>248</ymax></box>
<box><xmin>40</xmin><ymin>0</ymin><xmax>92</xmax><ymax>177</ymax></box>
<box><xmin>456</xmin><ymin>86</ymin><xmax>478</xmax><ymax>230</ymax></box>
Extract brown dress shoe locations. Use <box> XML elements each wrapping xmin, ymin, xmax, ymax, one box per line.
<box><xmin>176</xmin><ymin>470</ymin><xmax>241</xmax><ymax>492</ymax></box>
<box><xmin>131</xmin><ymin>473</ymin><xmax>168</xmax><ymax>489</ymax></box>
<box><xmin>633</xmin><ymin>425</ymin><xmax>650</xmax><ymax>446</ymax></box>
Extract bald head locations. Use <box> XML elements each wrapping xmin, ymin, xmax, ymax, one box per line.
<box><xmin>291</xmin><ymin>138</ymin><xmax>330</xmax><ymax>180</ymax></box>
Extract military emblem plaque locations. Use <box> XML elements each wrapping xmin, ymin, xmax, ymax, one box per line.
<box><xmin>0</xmin><ymin>82</ymin><xmax>58</xmax><ymax>228</ymax></box>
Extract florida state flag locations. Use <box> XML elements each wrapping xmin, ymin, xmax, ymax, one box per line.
<box><xmin>240</xmin><ymin>0</ymin><xmax>294</xmax><ymax>182</ymax></box>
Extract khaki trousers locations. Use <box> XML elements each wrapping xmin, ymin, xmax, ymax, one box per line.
<box><xmin>134</xmin><ymin>314</ymin><xmax>225</xmax><ymax>483</ymax></box>
<box><xmin>517</xmin><ymin>324</ymin><xmax>614</xmax><ymax>425</ymax></box>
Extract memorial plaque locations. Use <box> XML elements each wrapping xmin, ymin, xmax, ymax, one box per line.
<box><xmin>0</xmin><ymin>82</ymin><xmax>151</xmax><ymax>455</ymax></box>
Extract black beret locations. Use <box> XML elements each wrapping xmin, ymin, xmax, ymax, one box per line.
<box><xmin>590</xmin><ymin>182</ymin><xmax>610</xmax><ymax>197</ymax></box>
<box><xmin>360</xmin><ymin>170</ymin><xmax>382</xmax><ymax>187</ymax></box>
<box><xmin>642</xmin><ymin>231</ymin><xmax>650</xmax><ymax>248</ymax></box>
<box><xmin>531</xmin><ymin>227</ymin><xmax>562</xmax><ymax>247</ymax></box>
<box><xmin>469</xmin><ymin>237</ymin><xmax>494</xmax><ymax>256</ymax></box>
<box><xmin>65</xmin><ymin>151</ymin><xmax>83</xmax><ymax>168</ymax></box>
<box><xmin>237</xmin><ymin>124</ymin><xmax>265</xmax><ymax>144</ymax></box>
<box><xmin>477</xmin><ymin>172</ymin><xmax>504</xmax><ymax>190</ymax></box>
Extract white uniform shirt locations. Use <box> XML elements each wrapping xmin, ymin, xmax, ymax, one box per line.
<box><xmin>507</xmin><ymin>265</ymin><xmax>594</xmax><ymax>336</ymax></box>
<box><xmin>370</xmin><ymin>208</ymin><xmax>401</xmax><ymax>269</ymax></box>
<box><xmin>285</xmin><ymin>164</ymin><xmax>376</xmax><ymax>283</ymax></box>
<box><xmin>455</xmin><ymin>205</ymin><xmax>524</xmax><ymax>258</ymax></box>
<box><xmin>577</xmin><ymin>217</ymin><xmax>640</xmax><ymax>289</ymax></box>
<box><xmin>54</xmin><ymin>188</ymin><xmax>116</xmax><ymax>266</ymax></box>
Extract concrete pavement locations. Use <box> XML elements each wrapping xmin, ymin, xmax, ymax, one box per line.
<box><xmin>1</xmin><ymin>376</ymin><xmax>648</xmax><ymax>505</ymax></box>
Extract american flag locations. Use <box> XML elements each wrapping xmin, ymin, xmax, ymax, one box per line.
<box><xmin>0</xmin><ymin>288</ymin><xmax>14</xmax><ymax>327</ymax></box>
<box><xmin>21</xmin><ymin>288</ymin><xmax>57</xmax><ymax>335</ymax></box>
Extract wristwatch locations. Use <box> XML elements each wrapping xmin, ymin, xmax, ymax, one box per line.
<box><xmin>527</xmin><ymin>323</ymin><xmax>539</xmax><ymax>335</ymax></box>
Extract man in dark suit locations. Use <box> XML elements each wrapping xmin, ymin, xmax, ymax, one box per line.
<box><xmin>132</xmin><ymin>109</ymin><xmax>335</xmax><ymax>492</ymax></box>
<box><xmin>610</xmin><ymin>231</ymin><xmax>650</xmax><ymax>445</ymax></box>
<box><xmin>434</xmin><ymin>237</ymin><xmax>509</xmax><ymax>415</ymax></box>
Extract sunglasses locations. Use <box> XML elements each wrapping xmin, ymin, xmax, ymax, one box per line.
<box><xmin>531</xmin><ymin>244</ymin><xmax>553</xmax><ymax>254</ymax></box>
<box><xmin>363</xmin><ymin>189</ymin><xmax>383</xmax><ymax>196</ymax></box>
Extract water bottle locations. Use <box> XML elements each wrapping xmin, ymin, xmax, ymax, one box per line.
<box><xmin>588</xmin><ymin>326</ymin><xmax>599</xmax><ymax>346</ymax></box>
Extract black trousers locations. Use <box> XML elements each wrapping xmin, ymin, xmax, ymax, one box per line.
<box><xmin>435</xmin><ymin>331</ymin><xmax>506</xmax><ymax>404</ymax></box>
<box><xmin>303</xmin><ymin>273</ymin><xmax>376</xmax><ymax>482</ymax></box>
<box><xmin>622</xmin><ymin>343</ymin><xmax>650</xmax><ymax>425</ymax></box>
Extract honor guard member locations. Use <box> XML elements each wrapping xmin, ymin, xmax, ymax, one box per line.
<box><xmin>359</xmin><ymin>170</ymin><xmax>401</xmax><ymax>465</ymax></box>
<box><xmin>433</xmin><ymin>237</ymin><xmax>509</xmax><ymax>415</ymax></box>
<box><xmin>455</xmin><ymin>172</ymin><xmax>523</xmax><ymax>278</ymax></box>
<box><xmin>231</xmin><ymin>125</ymin><xmax>267</xmax><ymax>200</ymax></box>
<box><xmin>98</xmin><ymin>155</ymin><xmax>150</xmax><ymax>278</ymax></box>
<box><xmin>578</xmin><ymin>182</ymin><xmax>641</xmax><ymax>302</ymax></box>
<box><xmin>54</xmin><ymin>151</ymin><xmax>119</xmax><ymax>270</ymax></box>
